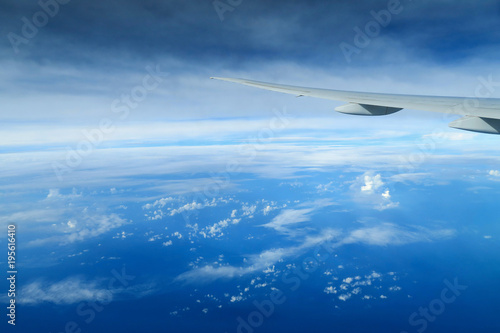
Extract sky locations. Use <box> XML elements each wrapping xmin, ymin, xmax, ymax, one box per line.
<box><xmin>2</xmin><ymin>0</ymin><xmax>500</xmax><ymax>189</ymax></box>
<box><xmin>1</xmin><ymin>1</ymin><xmax>500</xmax><ymax>332</ymax></box>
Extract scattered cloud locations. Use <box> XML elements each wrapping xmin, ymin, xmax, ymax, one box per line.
<box><xmin>175</xmin><ymin>228</ymin><xmax>340</xmax><ymax>284</ymax></box>
<box><xmin>45</xmin><ymin>188</ymin><xmax>81</xmax><ymax>200</ymax></box>
<box><xmin>316</xmin><ymin>181</ymin><xmax>334</xmax><ymax>193</ymax></box>
<box><xmin>170</xmin><ymin>200</ymin><xmax>217</xmax><ymax>217</ymax></box>
<box><xmin>142</xmin><ymin>197</ymin><xmax>175</xmax><ymax>210</ymax></box>
<box><xmin>199</xmin><ymin>218</ymin><xmax>241</xmax><ymax>239</ymax></box>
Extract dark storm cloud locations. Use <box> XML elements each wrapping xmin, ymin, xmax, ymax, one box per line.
<box><xmin>2</xmin><ymin>0</ymin><xmax>500</xmax><ymax>70</ymax></box>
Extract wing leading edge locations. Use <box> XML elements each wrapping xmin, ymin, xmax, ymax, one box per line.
<box><xmin>211</xmin><ymin>77</ymin><xmax>500</xmax><ymax>134</ymax></box>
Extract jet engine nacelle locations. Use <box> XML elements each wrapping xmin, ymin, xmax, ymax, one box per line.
<box><xmin>335</xmin><ymin>103</ymin><xmax>402</xmax><ymax>116</ymax></box>
<box><xmin>449</xmin><ymin>116</ymin><xmax>500</xmax><ymax>134</ymax></box>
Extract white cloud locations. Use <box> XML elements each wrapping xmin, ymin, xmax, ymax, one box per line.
<box><xmin>199</xmin><ymin>218</ymin><xmax>240</xmax><ymax>239</ymax></box>
<box><xmin>19</xmin><ymin>277</ymin><xmax>110</xmax><ymax>305</ymax></box>
<box><xmin>261</xmin><ymin>200</ymin><xmax>336</xmax><ymax>236</ymax></box>
<box><xmin>47</xmin><ymin>189</ymin><xmax>60</xmax><ymax>198</ymax></box>
<box><xmin>352</xmin><ymin>173</ymin><xmax>399</xmax><ymax>211</ymax></box>
<box><xmin>324</xmin><ymin>286</ymin><xmax>337</xmax><ymax>294</ymax></box>
<box><xmin>262</xmin><ymin>205</ymin><xmax>279</xmax><ymax>215</ymax></box>
<box><xmin>2</xmin><ymin>126</ymin><xmax>500</xmax><ymax>197</ymax></box>
<box><xmin>230</xmin><ymin>295</ymin><xmax>244</xmax><ymax>302</ymax></box>
<box><xmin>242</xmin><ymin>205</ymin><xmax>257</xmax><ymax>217</ymax></box>
<box><xmin>261</xmin><ymin>208</ymin><xmax>314</xmax><ymax>235</ymax></box>
<box><xmin>143</xmin><ymin>198</ymin><xmax>222</xmax><ymax>221</ymax></box>
<box><xmin>179</xmin><ymin>219</ymin><xmax>455</xmax><ymax>285</ymax></box>
<box><xmin>316</xmin><ymin>181</ymin><xmax>334</xmax><ymax>193</ymax></box>
<box><xmin>45</xmin><ymin>188</ymin><xmax>81</xmax><ymax>200</ymax></box>
<box><xmin>377</xmin><ymin>200</ymin><xmax>399</xmax><ymax>211</ymax></box>
<box><xmin>263</xmin><ymin>265</ymin><xmax>275</xmax><ymax>274</ymax></box>
<box><xmin>113</xmin><ymin>231</ymin><xmax>133</xmax><ymax>239</ymax></box>
<box><xmin>361</xmin><ymin>174</ymin><xmax>384</xmax><ymax>194</ymax></box>
<box><xmin>343</xmin><ymin>277</ymin><xmax>353</xmax><ymax>284</ymax></box>
<box><xmin>175</xmin><ymin>228</ymin><xmax>339</xmax><ymax>284</ymax></box>
<box><xmin>142</xmin><ymin>197</ymin><xmax>175</xmax><ymax>210</ymax></box>
<box><xmin>423</xmin><ymin>132</ymin><xmax>477</xmax><ymax>141</ymax></box>
<box><xmin>170</xmin><ymin>201</ymin><xmax>204</xmax><ymax>216</ymax></box>
<box><xmin>28</xmin><ymin>214</ymin><xmax>129</xmax><ymax>247</ymax></box>
<box><xmin>489</xmin><ymin>170</ymin><xmax>500</xmax><ymax>177</ymax></box>
<box><xmin>390</xmin><ymin>173</ymin><xmax>432</xmax><ymax>184</ymax></box>
<box><xmin>339</xmin><ymin>223</ymin><xmax>455</xmax><ymax>247</ymax></box>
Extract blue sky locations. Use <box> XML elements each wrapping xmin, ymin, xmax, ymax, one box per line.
<box><xmin>1</xmin><ymin>1</ymin><xmax>500</xmax><ymax>332</ymax></box>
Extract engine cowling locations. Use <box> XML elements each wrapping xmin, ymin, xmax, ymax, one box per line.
<box><xmin>449</xmin><ymin>116</ymin><xmax>500</xmax><ymax>134</ymax></box>
<box><xmin>335</xmin><ymin>103</ymin><xmax>402</xmax><ymax>116</ymax></box>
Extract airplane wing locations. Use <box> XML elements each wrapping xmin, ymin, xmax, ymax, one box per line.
<box><xmin>211</xmin><ymin>77</ymin><xmax>500</xmax><ymax>135</ymax></box>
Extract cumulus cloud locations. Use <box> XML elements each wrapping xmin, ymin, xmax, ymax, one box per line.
<box><xmin>143</xmin><ymin>198</ymin><xmax>222</xmax><ymax>221</ymax></box>
<box><xmin>199</xmin><ymin>218</ymin><xmax>241</xmax><ymax>239</ymax></box>
<box><xmin>361</xmin><ymin>174</ymin><xmax>384</xmax><ymax>194</ymax></box>
<box><xmin>170</xmin><ymin>200</ymin><xmax>215</xmax><ymax>216</ymax></box>
<box><xmin>351</xmin><ymin>172</ymin><xmax>399</xmax><ymax>211</ymax></box>
<box><xmin>489</xmin><ymin>170</ymin><xmax>500</xmax><ymax>177</ymax></box>
<box><xmin>142</xmin><ymin>197</ymin><xmax>175</xmax><ymax>210</ymax></box>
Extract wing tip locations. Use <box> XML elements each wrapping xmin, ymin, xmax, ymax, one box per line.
<box><xmin>211</xmin><ymin>77</ymin><xmax>233</xmax><ymax>81</ymax></box>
